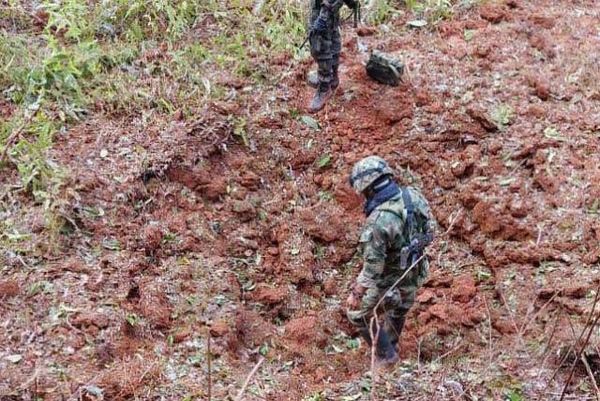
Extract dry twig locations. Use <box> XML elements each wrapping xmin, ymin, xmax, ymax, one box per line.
<box><xmin>535</xmin><ymin>309</ymin><xmax>563</xmax><ymax>387</ymax></box>
<box><xmin>207</xmin><ymin>332</ymin><xmax>212</xmax><ymax>401</ymax></box>
<box><xmin>519</xmin><ymin>291</ymin><xmax>560</xmax><ymax>338</ymax></box>
<box><xmin>235</xmin><ymin>356</ymin><xmax>265</xmax><ymax>401</ymax></box>
<box><xmin>369</xmin><ymin>317</ymin><xmax>381</xmax><ymax>401</ymax></box>
<box><xmin>559</xmin><ymin>311</ymin><xmax>600</xmax><ymax>401</ymax></box>
<box><xmin>0</xmin><ymin>106</ymin><xmax>40</xmax><ymax>165</ymax></box>
<box><xmin>580</xmin><ymin>354</ymin><xmax>600</xmax><ymax>401</ymax></box>
<box><xmin>552</xmin><ymin>285</ymin><xmax>600</xmax><ymax>401</ymax></box>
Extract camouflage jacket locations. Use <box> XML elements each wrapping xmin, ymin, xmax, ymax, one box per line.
<box><xmin>357</xmin><ymin>186</ymin><xmax>435</xmax><ymax>289</ymax></box>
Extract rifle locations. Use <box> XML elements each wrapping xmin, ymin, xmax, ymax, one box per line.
<box><xmin>298</xmin><ymin>30</ymin><xmax>313</xmax><ymax>50</ymax></box>
<box><xmin>398</xmin><ymin>187</ymin><xmax>433</xmax><ymax>270</ymax></box>
<box><xmin>399</xmin><ymin>231</ymin><xmax>433</xmax><ymax>270</ymax></box>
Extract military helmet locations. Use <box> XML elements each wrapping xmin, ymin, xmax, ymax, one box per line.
<box><xmin>349</xmin><ymin>155</ymin><xmax>394</xmax><ymax>193</ymax></box>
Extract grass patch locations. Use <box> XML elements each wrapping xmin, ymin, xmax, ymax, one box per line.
<box><xmin>0</xmin><ymin>0</ymin><xmax>310</xmax><ymax>250</ymax></box>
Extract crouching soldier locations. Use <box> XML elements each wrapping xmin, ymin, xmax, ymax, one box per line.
<box><xmin>346</xmin><ymin>156</ymin><xmax>435</xmax><ymax>366</ymax></box>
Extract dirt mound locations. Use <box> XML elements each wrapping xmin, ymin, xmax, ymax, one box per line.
<box><xmin>0</xmin><ymin>280</ymin><xmax>20</xmax><ymax>299</ymax></box>
<box><xmin>95</xmin><ymin>355</ymin><xmax>162</xmax><ymax>400</ymax></box>
<box><xmin>248</xmin><ymin>283</ymin><xmax>289</xmax><ymax>305</ymax></box>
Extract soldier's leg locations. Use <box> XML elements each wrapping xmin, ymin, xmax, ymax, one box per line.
<box><xmin>309</xmin><ymin>20</ymin><xmax>335</xmax><ymax>111</ymax></box>
<box><xmin>347</xmin><ymin>288</ymin><xmax>397</xmax><ymax>360</ymax></box>
<box><xmin>310</xmin><ymin>26</ymin><xmax>334</xmax><ymax>85</ymax></box>
<box><xmin>331</xmin><ymin>23</ymin><xmax>342</xmax><ymax>89</ymax></box>
<box><xmin>387</xmin><ymin>308</ymin><xmax>409</xmax><ymax>348</ymax></box>
<box><xmin>384</xmin><ymin>269</ymin><xmax>419</xmax><ymax>348</ymax></box>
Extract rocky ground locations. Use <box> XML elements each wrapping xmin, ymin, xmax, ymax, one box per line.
<box><xmin>1</xmin><ymin>0</ymin><xmax>600</xmax><ymax>400</ymax></box>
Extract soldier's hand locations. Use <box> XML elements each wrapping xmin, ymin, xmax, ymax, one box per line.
<box><xmin>312</xmin><ymin>15</ymin><xmax>328</xmax><ymax>34</ymax></box>
<box><xmin>346</xmin><ymin>293</ymin><xmax>360</xmax><ymax>309</ymax></box>
<box><xmin>345</xmin><ymin>0</ymin><xmax>358</xmax><ymax>9</ymax></box>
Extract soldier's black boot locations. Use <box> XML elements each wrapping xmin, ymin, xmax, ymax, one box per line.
<box><xmin>387</xmin><ymin>315</ymin><xmax>406</xmax><ymax>350</ymax></box>
<box><xmin>309</xmin><ymin>82</ymin><xmax>333</xmax><ymax>113</ymax></box>
<box><xmin>376</xmin><ymin>329</ymin><xmax>399</xmax><ymax>366</ymax></box>
<box><xmin>359</xmin><ymin>327</ymin><xmax>399</xmax><ymax>366</ymax></box>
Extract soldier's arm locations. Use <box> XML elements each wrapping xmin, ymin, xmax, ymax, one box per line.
<box><xmin>356</xmin><ymin>225</ymin><xmax>388</xmax><ymax>289</ymax></box>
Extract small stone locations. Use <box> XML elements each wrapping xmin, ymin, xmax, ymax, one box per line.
<box><xmin>173</xmin><ymin>329</ymin><xmax>191</xmax><ymax>343</ymax></box>
<box><xmin>357</xmin><ymin>26</ymin><xmax>377</xmax><ymax>36</ymax></box>
<box><xmin>416</xmin><ymin>289</ymin><xmax>435</xmax><ymax>303</ymax></box>
<box><xmin>534</xmin><ymin>80</ymin><xmax>551</xmax><ymax>100</ymax></box>
<box><xmin>306</xmin><ymin>70</ymin><xmax>319</xmax><ymax>88</ymax></box>
<box><xmin>71</xmin><ymin>312</ymin><xmax>110</xmax><ymax>329</ymax></box>
<box><xmin>6</xmin><ymin>354</ymin><xmax>22</xmax><ymax>363</ymax></box>
<box><xmin>528</xmin><ymin>105</ymin><xmax>545</xmax><ymax>118</ymax></box>
<box><xmin>83</xmin><ymin>385</ymin><xmax>104</xmax><ymax>398</ymax></box>
<box><xmin>0</xmin><ymin>280</ymin><xmax>19</xmax><ymax>298</ymax></box>
<box><xmin>480</xmin><ymin>4</ymin><xmax>508</xmax><ymax>23</ymax></box>
<box><xmin>210</xmin><ymin>320</ymin><xmax>229</xmax><ymax>337</ymax></box>
<box><xmin>232</xmin><ymin>200</ymin><xmax>256</xmax><ymax>215</ymax></box>
<box><xmin>531</xmin><ymin>14</ymin><xmax>555</xmax><ymax>29</ymax></box>
<box><xmin>323</xmin><ymin>278</ymin><xmax>337</xmax><ymax>296</ymax></box>
<box><xmin>467</xmin><ymin>106</ymin><xmax>497</xmax><ymax>132</ymax></box>
<box><xmin>451</xmin><ymin>275</ymin><xmax>477</xmax><ymax>303</ymax></box>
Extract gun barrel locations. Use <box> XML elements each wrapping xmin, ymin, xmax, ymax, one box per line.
<box><xmin>298</xmin><ymin>33</ymin><xmax>311</xmax><ymax>50</ymax></box>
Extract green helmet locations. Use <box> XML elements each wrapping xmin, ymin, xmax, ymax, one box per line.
<box><xmin>349</xmin><ymin>156</ymin><xmax>394</xmax><ymax>193</ymax></box>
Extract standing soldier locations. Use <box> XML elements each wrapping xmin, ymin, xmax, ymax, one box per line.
<box><xmin>346</xmin><ymin>156</ymin><xmax>435</xmax><ymax>366</ymax></box>
<box><xmin>308</xmin><ymin>0</ymin><xmax>358</xmax><ymax>112</ymax></box>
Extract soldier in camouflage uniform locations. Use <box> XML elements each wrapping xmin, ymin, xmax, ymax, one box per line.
<box><xmin>308</xmin><ymin>0</ymin><xmax>357</xmax><ymax>112</ymax></box>
<box><xmin>346</xmin><ymin>156</ymin><xmax>435</xmax><ymax>365</ymax></box>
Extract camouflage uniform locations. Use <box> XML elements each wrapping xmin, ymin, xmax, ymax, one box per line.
<box><xmin>347</xmin><ymin>187</ymin><xmax>434</xmax><ymax>348</ymax></box>
<box><xmin>309</xmin><ymin>0</ymin><xmax>354</xmax><ymax>89</ymax></box>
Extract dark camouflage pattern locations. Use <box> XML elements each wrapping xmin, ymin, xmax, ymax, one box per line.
<box><xmin>347</xmin><ymin>187</ymin><xmax>435</xmax><ymax>343</ymax></box>
<box><xmin>309</xmin><ymin>0</ymin><xmax>348</xmax><ymax>87</ymax></box>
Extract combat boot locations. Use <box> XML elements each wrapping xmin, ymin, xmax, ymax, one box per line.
<box><xmin>359</xmin><ymin>327</ymin><xmax>399</xmax><ymax>367</ymax></box>
<box><xmin>387</xmin><ymin>315</ymin><xmax>406</xmax><ymax>350</ymax></box>
<box><xmin>375</xmin><ymin>329</ymin><xmax>399</xmax><ymax>367</ymax></box>
<box><xmin>309</xmin><ymin>82</ymin><xmax>333</xmax><ymax>113</ymax></box>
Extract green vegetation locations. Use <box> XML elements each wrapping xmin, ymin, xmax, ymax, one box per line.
<box><xmin>366</xmin><ymin>0</ymin><xmax>478</xmax><ymax>25</ymax></box>
<box><xmin>0</xmin><ymin>0</ymin><xmax>480</xmax><ymax>237</ymax></box>
<box><xmin>0</xmin><ymin>0</ymin><xmax>307</xmax><ymax>247</ymax></box>
<box><xmin>490</xmin><ymin>103</ymin><xmax>514</xmax><ymax>131</ymax></box>
<box><xmin>406</xmin><ymin>0</ymin><xmax>454</xmax><ymax>24</ymax></box>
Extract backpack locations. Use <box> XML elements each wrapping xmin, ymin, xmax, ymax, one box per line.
<box><xmin>379</xmin><ymin>187</ymin><xmax>433</xmax><ymax>269</ymax></box>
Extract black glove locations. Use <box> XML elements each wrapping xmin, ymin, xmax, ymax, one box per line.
<box><xmin>312</xmin><ymin>14</ymin><xmax>328</xmax><ymax>34</ymax></box>
<box><xmin>345</xmin><ymin>0</ymin><xmax>358</xmax><ymax>9</ymax></box>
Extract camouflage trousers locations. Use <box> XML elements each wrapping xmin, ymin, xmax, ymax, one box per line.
<box><xmin>347</xmin><ymin>259</ymin><xmax>429</xmax><ymax>346</ymax></box>
<box><xmin>309</xmin><ymin>8</ymin><xmax>342</xmax><ymax>87</ymax></box>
